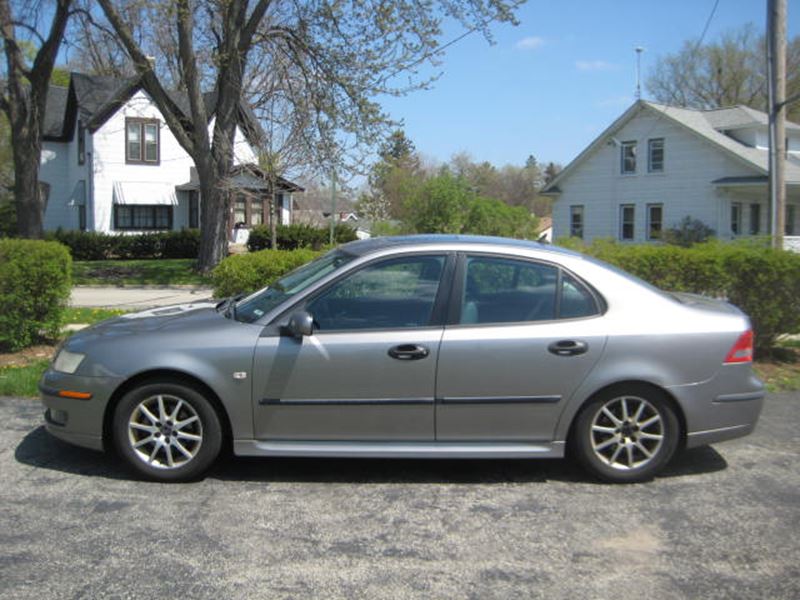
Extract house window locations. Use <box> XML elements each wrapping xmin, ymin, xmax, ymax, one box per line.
<box><xmin>78</xmin><ymin>121</ymin><xmax>86</xmax><ymax>165</ymax></box>
<box><xmin>619</xmin><ymin>204</ymin><xmax>635</xmax><ymax>240</ymax></box>
<box><xmin>126</xmin><ymin>119</ymin><xmax>160</xmax><ymax>164</ymax></box>
<box><xmin>648</xmin><ymin>138</ymin><xmax>664</xmax><ymax>172</ymax></box>
<box><xmin>78</xmin><ymin>205</ymin><xmax>86</xmax><ymax>231</ymax></box>
<box><xmin>569</xmin><ymin>205</ymin><xmax>584</xmax><ymax>239</ymax></box>
<box><xmin>234</xmin><ymin>194</ymin><xmax>247</xmax><ymax>225</ymax></box>
<box><xmin>787</xmin><ymin>205</ymin><xmax>796</xmax><ymax>236</ymax></box>
<box><xmin>621</xmin><ymin>141</ymin><xmax>637</xmax><ymax>174</ymax></box>
<box><xmin>647</xmin><ymin>203</ymin><xmax>663</xmax><ymax>240</ymax></box>
<box><xmin>731</xmin><ymin>202</ymin><xmax>742</xmax><ymax>235</ymax></box>
<box><xmin>114</xmin><ymin>205</ymin><xmax>173</xmax><ymax>230</ymax></box>
<box><xmin>251</xmin><ymin>197</ymin><xmax>263</xmax><ymax>225</ymax></box>
<box><xmin>749</xmin><ymin>204</ymin><xmax>760</xmax><ymax>235</ymax></box>
<box><xmin>188</xmin><ymin>192</ymin><xmax>199</xmax><ymax>228</ymax></box>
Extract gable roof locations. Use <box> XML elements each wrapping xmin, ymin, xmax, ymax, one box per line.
<box><xmin>43</xmin><ymin>72</ymin><xmax>264</xmax><ymax>147</ymax></box>
<box><xmin>542</xmin><ymin>100</ymin><xmax>800</xmax><ymax>194</ymax></box>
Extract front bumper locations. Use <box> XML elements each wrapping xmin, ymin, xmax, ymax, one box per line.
<box><xmin>39</xmin><ymin>369</ymin><xmax>123</xmax><ymax>452</ymax></box>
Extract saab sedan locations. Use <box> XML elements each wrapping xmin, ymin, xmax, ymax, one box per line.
<box><xmin>40</xmin><ymin>235</ymin><xmax>764</xmax><ymax>483</ymax></box>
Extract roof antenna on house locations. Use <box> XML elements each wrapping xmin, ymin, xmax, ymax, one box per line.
<box><xmin>635</xmin><ymin>47</ymin><xmax>645</xmax><ymax>100</ymax></box>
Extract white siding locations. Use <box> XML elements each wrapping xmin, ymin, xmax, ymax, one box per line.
<box><xmin>41</xmin><ymin>120</ymin><xmax>92</xmax><ymax>231</ymax></box>
<box><xmin>42</xmin><ymin>88</ymin><xmax>259</xmax><ymax>233</ymax></box>
<box><xmin>552</xmin><ymin>108</ymin><xmax>763</xmax><ymax>243</ymax></box>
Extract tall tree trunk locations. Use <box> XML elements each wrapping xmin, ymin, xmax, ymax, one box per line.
<box><xmin>8</xmin><ymin>105</ymin><xmax>44</xmax><ymax>238</ymax></box>
<box><xmin>0</xmin><ymin>0</ymin><xmax>72</xmax><ymax>239</ymax></box>
<box><xmin>270</xmin><ymin>187</ymin><xmax>277</xmax><ymax>249</ymax></box>
<box><xmin>196</xmin><ymin>167</ymin><xmax>230</xmax><ymax>272</ymax></box>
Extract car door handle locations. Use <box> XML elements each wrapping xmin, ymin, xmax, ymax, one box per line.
<box><xmin>548</xmin><ymin>340</ymin><xmax>588</xmax><ymax>357</ymax></box>
<box><xmin>388</xmin><ymin>344</ymin><xmax>430</xmax><ymax>361</ymax></box>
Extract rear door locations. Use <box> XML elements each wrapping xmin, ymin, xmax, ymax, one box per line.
<box><xmin>252</xmin><ymin>253</ymin><xmax>453</xmax><ymax>441</ymax></box>
<box><xmin>435</xmin><ymin>254</ymin><xmax>607</xmax><ymax>442</ymax></box>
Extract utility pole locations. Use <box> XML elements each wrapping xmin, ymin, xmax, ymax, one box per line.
<box><xmin>329</xmin><ymin>168</ymin><xmax>337</xmax><ymax>245</ymax></box>
<box><xmin>768</xmin><ymin>0</ymin><xmax>787</xmax><ymax>249</ymax></box>
<box><xmin>635</xmin><ymin>47</ymin><xmax>644</xmax><ymax>100</ymax></box>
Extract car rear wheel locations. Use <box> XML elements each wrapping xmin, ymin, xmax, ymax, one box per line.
<box><xmin>113</xmin><ymin>382</ymin><xmax>222</xmax><ymax>482</ymax></box>
<box><xmin>572</xmin><ymin>385</ymin><xmax>680</xmax><ymax>483</ymax></box>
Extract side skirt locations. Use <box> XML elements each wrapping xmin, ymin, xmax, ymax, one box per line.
<box><xmin>233</xmin><ymin>440</ymin><xmax>566</xmax><ymax>459</ymax></box>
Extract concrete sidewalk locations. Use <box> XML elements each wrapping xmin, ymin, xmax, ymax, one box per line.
<box><xmin>71</xmin><ymin>286</ymin><xmax>215</xmax><ymax>310</ymax></box>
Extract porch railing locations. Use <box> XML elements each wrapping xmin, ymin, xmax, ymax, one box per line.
<box><xmin>784</xmin><ymin>236</ymin><xmax>800</xmax><ymax>252</ymax></box>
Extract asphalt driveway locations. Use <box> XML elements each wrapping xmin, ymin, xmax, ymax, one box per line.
<box><xmin>1</xmin><ymin>393</ymin><xmax>798</xmax><ymax>599</ymax></box>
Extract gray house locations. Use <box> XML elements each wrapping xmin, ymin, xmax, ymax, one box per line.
<box><xmin>542</xmin><ymin>100</ymin><xmax>800</xmax><ymax>247</ymax></box>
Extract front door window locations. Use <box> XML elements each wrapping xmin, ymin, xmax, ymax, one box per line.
<box><xmin>307</xmin><ymin>255</ymin><xmax>446</xmax><ymax>330</ymax></box>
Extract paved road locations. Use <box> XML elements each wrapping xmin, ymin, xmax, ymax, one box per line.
<box><xmin>71</xmin><ymin>286</ymin><xmax>214</xmax><ymax>310</ymax></box>
<box><xmin>1</xmin><ymin>394</ymin><xmax>798</xmax><ymax>599</ymax></box>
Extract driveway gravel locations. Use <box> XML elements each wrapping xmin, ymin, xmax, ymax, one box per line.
<box><xmin>0</xmin><ymin>393</ymin><xmax>798</xmax><ymax>599</ymax></box>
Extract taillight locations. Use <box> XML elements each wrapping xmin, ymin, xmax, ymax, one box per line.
<box><xmin>724</xmin><ymin>330</ymin><xmax>753</xmax><ymax>364</ymax></box>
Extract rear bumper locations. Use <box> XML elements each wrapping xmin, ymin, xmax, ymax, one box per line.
<box><xmin>669</xmin><ymin>366</ymin><xmax>764</xmax><ymax>449</ymax></box>
<box><xmin>39</xmin><ymin>369</ymin><xmax>122</xmax><ymax>452</ymax></box>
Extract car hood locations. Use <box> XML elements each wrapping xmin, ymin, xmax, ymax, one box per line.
<box><xmin>66</xmin><ymin>301</ymin><xmax>223</xmax><ymax>346</ymax></box>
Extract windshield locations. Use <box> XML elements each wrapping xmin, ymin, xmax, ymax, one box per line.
<box><xmin>234</xmin><ymin>250</ymin><xmax>355</xmax><ymax>323</ymax></box>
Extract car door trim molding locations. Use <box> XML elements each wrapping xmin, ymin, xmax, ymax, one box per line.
<box><xmin>259</xmin><ymin>397</ymin><xmax>435</xmax><ymax>406</ymax></box>
<box><xmin>439</xmin><ymin>395</ymin><xmax>561</xmax><ymax>405</ymax></box>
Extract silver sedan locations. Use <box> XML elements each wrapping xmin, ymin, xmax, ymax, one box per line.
<box><xmin>40</xmin><ymin>235</ymin><xmax>764</xmax><ymax>483</ymax></box>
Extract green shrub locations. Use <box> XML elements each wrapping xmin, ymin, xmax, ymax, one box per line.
<box><xmin>47</xmin><ymin>229</ymin><xmax>200</xmax><ymax>260</ymax></box>
<box><xmin>162</xmin><ymin>228</ymin><xmax>200</xmax><ymax>258</ymax></box>
<box><xmin>47</xmin><ymin>230</ymin><xmax>114</xmax><ymax>260</ymax></box>
<box><xmin>211</xmin><ymin>248</ymin><xmax>322</xmax><ymax>297</ymax></box>
<box><xmin>0</xmin><ymin>239</ymin><xmax>72</xmax><ymax>351</ymax></box>
<box><xmin>114</xmin><ymin>233</ymin><xmax>162</xmax><ymax>259</ymax></box>
<box><xmin>557</xmin><ymin>238</ymin><xmax>800</xmax><ymax>353</ymax></box>
<box><xmin>247</xmin><ymin>223</ymin><xmax>356</xmax><ymax>252</ymax></box>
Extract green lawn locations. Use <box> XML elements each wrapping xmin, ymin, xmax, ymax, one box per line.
<box><xmin>63</xmin><ymin>307</ymin><xmax>129</xmax><ymax>325</ymax></box>
<box><xmin>0</xmin><ymin>359</ymin><xmax>50</xmax><ymax>397</ymax></box>
<box><xmin>72</xmin><ymin>258</ymin><xmax>210</xmax><ymax>286</ymax></box>
<box><xmin>0</xmin><ymin>309</ymin><xmax>131</xmax><ymax>398</ymax></box>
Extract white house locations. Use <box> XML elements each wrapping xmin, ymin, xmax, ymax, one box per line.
<box><xmin>542</xmin><ymin>100</ymin><xmax>800</xmax><ymax>246</ymax></box>
<box><xmin>40</xmin><ymin>73</ymin><xmax>302</xmax><ymax>238</ymax></box>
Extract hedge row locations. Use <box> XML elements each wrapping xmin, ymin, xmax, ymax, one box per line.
<box><xmin>560</xmin><ymin>238</ymin><xmax>800</xmax><ymax>353</ymax></box>
<box><xmin>211</xmin><ymin>248</ymin><xmax>322</xmax><ymax>297</ymax></box>
<box><xmin>46</xmin><ymin>229</ymin><xmax>200</xmax><ymax>260</ymax></box>
<box><xmin>0</xmin><ymin>239</ymin><xmax>72</xmax><ymax>351</ymax></box>
<box><xmin>247</xmin><ymin>223</ymin><xmax>358</xmax><ymax>252</ymax></box>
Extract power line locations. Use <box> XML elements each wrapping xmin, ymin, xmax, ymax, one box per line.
<box><xmin>636</xmin><ymin>0</ymin><xmax>721</xmax><ymax>141</ymax></box>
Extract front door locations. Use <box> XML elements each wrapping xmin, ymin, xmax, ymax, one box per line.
<box><xmin>252</xmin><ymin>254</ymin><xmax>451</xmax><ymax>441</ymax></box>
<box><xmin>436</xmin><ymin>254</ymin><xmax>607</xmax><ymax>442</ymax></box>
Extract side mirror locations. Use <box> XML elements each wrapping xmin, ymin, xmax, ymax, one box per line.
<box><xmin>285</xmin><ymin>310</ymin><xmax>315</xmax><ymax>338</ymax></box>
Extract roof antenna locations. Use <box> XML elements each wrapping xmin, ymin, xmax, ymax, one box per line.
<box><xmin>635</xmin><ymin>47</ymin><xmax>645</xmax><ymax>100</ymax></box>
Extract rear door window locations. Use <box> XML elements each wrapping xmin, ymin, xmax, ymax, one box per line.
<box><xmin>459</xmin><ymin>256</ymin><xmax>600</xmax><ymax>324</ymax></box>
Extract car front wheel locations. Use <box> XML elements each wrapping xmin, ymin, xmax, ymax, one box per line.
<box><xmin>572</xmin><ymin>385</ymin><xmax>680</xmax><ymax>483</ymax></box>
<box><xmin>112</xmin><ymin>382</ymin><xmax>222</xmax><ymax>482</ymax></box>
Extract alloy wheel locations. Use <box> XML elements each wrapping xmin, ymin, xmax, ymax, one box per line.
<box><xmin>589</xmin><ymin>395</ymin><xmax>665</xmax><ymax>471</ymax></box>
<box><xmin>127</xmin><ymin>394</ymin><xmax>204</xmax><ymax>470</ymax></box>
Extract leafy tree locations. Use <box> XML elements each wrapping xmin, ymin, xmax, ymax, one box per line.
<box><xmin>662</xmin><ymin>216</ymin><xmax>716</xmax><ymax>247</ymax></box>
<box><xmin>403</xmin><ymin>172</ymin><xmax>471</xmax><ymax>234</ymax></box>
<box><xmin>464</xmin><ymin>196</ymin><xmax>538</xmax><ymax>238</ymax></box>
<box><xmin>365</xmin><ymin>130</ymin><xmax>424</xmax><ymax>219</ymax></box>
<box><xmin>0</xmin><ymin>0</ymin><xmax>74</xmax><ymax>238</ymax></box>
<box><xmin>94</xmin><ymin>1</ymin><xmax>523</xmax><ymax>270</ymax></box>
<box><xmin>543</xmin><ymin>161</ymin><xmax>561</xmax><ymax>185</ymax></box>
<box><xmin>647</xmin><ymin>24</ymin><xmax>800</xmax><ymax>122</ymax></box>
<box><xmin>403</xmin><ymin>172</ymin><xmax>538</xmax><ymax>238</ymax></box>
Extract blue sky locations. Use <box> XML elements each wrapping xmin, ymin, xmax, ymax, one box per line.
<box><xmin>379</xmin><ymin>0</ymin><xmax>799</xmax><ymax>170</ymax></box>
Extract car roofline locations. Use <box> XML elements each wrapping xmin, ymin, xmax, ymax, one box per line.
<box><xmin>339</xmin><ymin>234</ymin><xmax>584</xmax><ymax>259</ymax></box>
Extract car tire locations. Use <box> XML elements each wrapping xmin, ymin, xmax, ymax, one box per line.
<box><xmin>572</xmin><ymin>385</ymin><xmax>680</xmax><ymax>483</ymax></box>
<box><xmin>112</xmin><ymin>382</ymin><xmax>222</xmax><ymax>482</ymax></box>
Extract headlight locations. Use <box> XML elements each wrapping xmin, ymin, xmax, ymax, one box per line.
<box><xmin>53</xmin><ymin>350</ymin><xmax>86</xmax><ymax>374</ymax></box>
